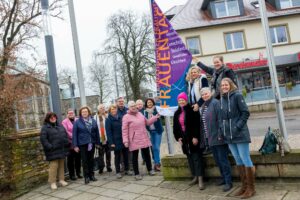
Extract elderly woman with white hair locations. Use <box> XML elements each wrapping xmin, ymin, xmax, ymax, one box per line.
<box><xmin>200</xmin><ymin>87</ymin><xmax>232</xmax><ymax>192</ymax></box>
<box><xmin>122</xmin><ymin>101</ymin><xmax>160</xmax><ymax>180</ymax></box>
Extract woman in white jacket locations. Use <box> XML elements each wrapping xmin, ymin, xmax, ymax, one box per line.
<box><xmin>94</xmin><ymin>104</ymin><xmax>112</xmax><ymax>174</ymax></box>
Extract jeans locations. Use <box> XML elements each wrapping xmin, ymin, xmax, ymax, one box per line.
<box><xmin>67</xmin><ymin>149</ymin><xmax>81</xmax><ymax>177</ymax></box>
<box><xmin>114</xmin><ymin>148</ymin><xmax>129</xmax><ymax>173</ymax></box>
<box><xmin>186</xmin><ymin>149</ymin><xmax>204</xmax><ymax>177</ymax></box>
<box><xmin>149</xmin><ymin>130</ymin><xmax>162</xmax><ymax>165</ymax></box>
<box><xmin>228</xmin><ymin>143</ymin><xmax>253</xmax><ymax>167</ymax></box>
<box><xmin>211</xmin><ymin>144</ymin><xmax>232</xmax><ymax>184</ymax></box>
<box><xmin>132</xmin><ymin>147</ymin><xmax>152</xmax><ymax>175</ymax></box>
<box><xmin>79</xmin><ymin>144</ymin><xmax>95</xmax><ymax>178</ymax></box>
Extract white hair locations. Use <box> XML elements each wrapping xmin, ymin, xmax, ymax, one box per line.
<box><xmin>200</xmin><ymin>87</ymin><xmax>211</xmax><ymax>96</ymax></box>
<box><xmin>136</xmin><ymin>99</ymin><xmax>143</xmax><ymax>104</ymax></box>
<box><xmin>128</xmin><ymin>101</ymin><xmax>136</xmax><ymax>107</ymax></box>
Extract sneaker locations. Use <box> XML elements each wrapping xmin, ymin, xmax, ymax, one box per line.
<box><xmin>223</xmin><ymin>183</ymin><xmax>233</xmax><ymax>192</ymax></box>
<box><xmin>149</xmin><ymin>170</ymin><xmax>156</xmax><ymax>176</ymax></box>
<box><xmin>154</xmin><ymin>164</ymin><xmax>161</xmax><ymax>172</ymax></box>
<box><xmin>70</xmin><ymin>175</ymin><xmax>77</xmax><ymax>181</ymax></box>
<box><xmin>50</xmin><ymin>183</ymin><xmax>57</xmax><ymax>190</ymax></box>
<box><xmin>125</xmin><ymin>170</ymin><xmax>133</xmax><ymax>176</ymax></box>
<box><xmin>59</xmin><ymin>180</ymin><xmax>68</xmax><ymax>187</ymax></box>
<box><xmin>135</xmin><ymin>174</ymin><xmax>143</xmax><ymax>180</ymax></box>
<box><xmin>116</xmin><ymin>173</ymin><xmax>122</xmax><ymax>179</ymax></box>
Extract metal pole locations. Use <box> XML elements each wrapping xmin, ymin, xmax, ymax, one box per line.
<box><xmin>149</xmin><ymin>0</ymin><xmax>174</xmax><ymax>155</ymax></box>
<box><xmin>68</xmin><ymin>76</ymin><xmax>75</xmax><ymax>111</ymax></box>
<box><xmin>68</xmin><ymin>0</ymin><xmax>87</xmax><ymax>106</ymax></box>
<box><xmin>258</xmin><ymin>0</ymin><xmax>288</xmax><ymax>140</ymax></box>
<box><xmin>113</xmin><ymin>62</ymin><xmax>120</xmax><ymax>98</ymax></box>
<box><xmin>41</xmin><ymin>0</ymin><xmax>62</xmax><ymax>122</ymax></box>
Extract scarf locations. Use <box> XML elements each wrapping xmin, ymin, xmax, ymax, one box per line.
<box><xmin>83</xmin><ymin>117</ymin><xmax>93</xmax><ymax>133</ymax></box>
<box><xmin>179</xmin><ymin>107</ymin><xmax>186</xmax><ymax>133</ymax></box>
<box><xmin>146</xmin><ymin>107</ymin><xmax>155</xmax><ymax>130</ymax></box>
<box><xmin>98</xmin><ymin>114</ymin><xmax>106</xmax><ymax>143</ymax></box>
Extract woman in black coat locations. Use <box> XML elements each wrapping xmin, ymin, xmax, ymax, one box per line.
<box><xmin>173</xmin><ymin>92</ymin><xmax>205</xmax><ymax>190</ymax></box>
<box><xmin>40</xmin><ymin>112</ymin><xmax>69</xmax><ymax>190</ymax></box>
<box><xmin>73</xmin><ymin>106</ymin><xmax>101</xmax><ymax>184</ymax></box>
<box><xmin>220</xmin><ymin>78</ymin><xmax>255</xmax><ymax>199</ymax></box>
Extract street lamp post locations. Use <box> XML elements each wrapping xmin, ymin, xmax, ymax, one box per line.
<box><xmin>258</xmin><ymin>0</ymin><xmax>288</xmax><ymax>140</ymax></box>
<box><xmin>41</xmin><ymin>0</ymin><xmax>62</xmax><ymax>122</ymax></box>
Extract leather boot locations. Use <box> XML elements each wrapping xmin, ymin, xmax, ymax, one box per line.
<box><xmin>189</xmin><ymin>176</ymin><xmax>198</xmax><ymax>186</ymax></box>
<box><xmin>241</xmin><ymin>167</ymin><xmax>256</xmax><ymax>199</ymax></box>
<box><xmin>198</xmin><ymin>176</ymin><xmax>205</xmax><ymax>190</ymax></box>
<box><xmin>234</xmin><ymin>165</ymin><xmax>246</xmax><ymax>196</ymax></box>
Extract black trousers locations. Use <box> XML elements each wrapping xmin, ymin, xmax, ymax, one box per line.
<box><xmin>79</xmin><ymin>144</ymin><xmax>95</xmax><ymax>178</ymax></box>
<box><xmin>187</xmin><ymin>149</ymin><xmax>204</xmax><ymax>177</ymax></box>
<box><xmin>132</xmin><ymin>147</ymin><xmax>152</xmax><ymax>175</ymax></box>
<box><xmin>67</xmin><ymin>149</ymin><xmax>81</xmax><ymax>177</ymax></box>
<box><xmin>114</xmin><ymin>148</ymin><xmax>129</xmax><ymax>173</ymax></box>
<box><xmin>97</xmin><ymin>144</ymin><xmax>111</xmax><ymax>171</ymax></box>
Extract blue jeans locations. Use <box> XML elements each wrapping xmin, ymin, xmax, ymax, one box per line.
<box><xmin>211</xmin><ymin>144</ymin><xmax>232</xmax><ymax>185</ymax></box>
<box><xmin>228</xmin><ymin>143</ymin><xmax>253</xmax><ymax>167</ymax></box>
<box><xmin>149</xmin><ymin>130</ymin><xmax>162</xmax><ymax>165</ymax></box>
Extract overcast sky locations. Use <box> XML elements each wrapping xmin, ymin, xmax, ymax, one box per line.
<box><xmin>36</xmin><ymin>0</ymin><xmax>188</xmax><ymax>75</ymax></box>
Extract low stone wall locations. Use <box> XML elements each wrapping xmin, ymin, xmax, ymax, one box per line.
<box><xmin>0</xmin><ymin>130</ymin><xmax>48</xmax><ymax>198</ymax></box>
<box><xmin>161</xmin><ymin>149</ymin><xmax>300</xmax><ymax>180</ymax></box>
<box><xmin>248</xmin><ymin>98</ymin><xmax>300</xmax><ymax>112</ymax></box>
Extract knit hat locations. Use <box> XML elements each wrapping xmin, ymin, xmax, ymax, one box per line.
<box><xmin>177</xmin><ymin>92</ymin><xmax>188</xmax><ymax>101</ymax></box>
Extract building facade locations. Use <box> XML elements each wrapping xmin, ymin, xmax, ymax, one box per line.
<box><xmin>168</xmin><ymin>0</ymin><xmax>300</xmax><ymax>104</ymax></box>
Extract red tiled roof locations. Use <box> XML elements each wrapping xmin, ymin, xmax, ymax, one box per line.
<box><xmin>170</xmin><ymin>0</ymin><xmax>300</xmax><ymax>30</ymax></box>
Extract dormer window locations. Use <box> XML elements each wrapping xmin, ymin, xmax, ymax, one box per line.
<box><xmin>215</xmin><ymin>0</ymin><xmax>240</xmax><ymax>18</ymax></box>
<box><xmin>280</xmin><ymin>0</ymin><xmax>300</xmax><ymax>9</ymax></box>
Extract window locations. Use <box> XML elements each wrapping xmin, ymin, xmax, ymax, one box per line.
<box><xmin>186</xmin><ymin>37</ymin><xmax>201</xmax><ymax>55</ymax></box>
<box><xmin>280</xmin><ymin>0</ymin><xmax>300</xmax><ymax>9</ymax></box>
<box><xmin>215</xmin><ymin>0</ymin><xmax>240</xmax><ymax>18</ymax></box>
<box><xmin>225</xmin><ymin>32</ymin><xmax>245</xmax><ymax>51</ymax></box>
<box><xmin>270</xmin><ymin>26</ymin><xmax>288</xmax><ymax>45</ymax></box>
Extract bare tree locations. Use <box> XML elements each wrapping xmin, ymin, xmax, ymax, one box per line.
<box><xmin>0</xmin><ymin>0</ymin><xmax>64</xmax><ymax>87</ymax></box>
<box><xmin>103</xmin><ymin>10</ymin><xmax>155</xmax><ymax>100</ymax></box>
<box><xmin>89</xmin><ymin>54</ymin><xmax>113</xmax><ymax>103</ymax></box>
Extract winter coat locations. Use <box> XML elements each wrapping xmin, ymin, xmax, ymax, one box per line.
<box><xmin>200</xmin><ymin>98</ymin><xmax>225</xmax><ymax>147</ymax></box>
<box><xmin>197</xmin><ymin>62</ymin><xmax>237</xmax><ymax>99</ymax></box>
<box><xmin>220</xmin><ymin>90</ymin><xmax>251</xmax><ymax>144</ymax></box>
<box><xmin>105</xmin><ymin>114</ymin><xmax>124</xmax><ymax>151</ymax></box>
<box><xmin>40</xmin><ymin>123</ymin><xmax>69</xmax><ymax>161</ymax></box>
<box><xmin>72</xmin><ymin>117</ymin><xmax>101</xmax><ymax>147</ymax></box>
<box><xmin>144</xmin><ymin>107</ymin><xmax>164</xmax><ymax>134</ymax></box>
<box><xmin>122</xmin><ymin>111</ymin><xmax>157</xmax><ymax>151</ymax></box>
<box><xmin>187</xmin><ymin>75</ymin><xmax>209</xmax><ymax>106</ymax></box>
<box><xmin>117</xmin><ymin>107</ymin><xmax>128</xmax><ymax>119</ymax></box>
<box><xmin>173</xmin><ymin>104</ymin><xmax>205</xmax><ymax>155</ymax></box>
<box><xmin>61</xmin><ymin>118</ymin><xmax>78</xmax><ymax>144</ymax></box>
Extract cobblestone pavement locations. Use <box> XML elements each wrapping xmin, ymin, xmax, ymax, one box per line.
<box><xmin>17</xmin><ymin>170</ymin><xmax>300</xmax><ymax>200</ymax></box>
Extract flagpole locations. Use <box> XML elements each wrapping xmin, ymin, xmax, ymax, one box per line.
<box><xmin>149</xmin><ymin>0</ymin><xmax>175</xmax><ymax>155</ymax></box>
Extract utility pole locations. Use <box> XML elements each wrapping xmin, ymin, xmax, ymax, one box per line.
<box><xmin>41</xmin><ymin>0</ymin><xmax>62</xmax><ymax>122</ymax></box>
<box><xmin>68</xmin><ymin>0</ymin><xmax>87</xmax><ymax>106</ymax></box>
<box><xmin>258</xmin><ymin>0</ymin><xmax>288</xmax><ymax>140</ymax></box>
<box><xmin>68</xmin><ymin>76</ymin><xmax>76</xmax><ymax>114</ymax></box>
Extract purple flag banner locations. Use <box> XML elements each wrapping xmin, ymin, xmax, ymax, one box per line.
<box><xmin>151</xmin><ymin>0</ymin><xmax>192</xmax><ymax>116</ymax></box>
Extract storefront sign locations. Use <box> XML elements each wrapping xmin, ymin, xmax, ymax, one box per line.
<box><xmin>226</xmin><ymin>59</ymin><xmax>268</xmax><ymax>70</ymax></box>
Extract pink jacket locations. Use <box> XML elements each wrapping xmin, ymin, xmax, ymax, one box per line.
<box><xmin>62</xmin><ymin>118</ymin><xmax>78</xmax><ymax>143</ymax></box>
<box><xmin>122</xmin><ymin>111</ymin><xmax>158</xmax><ymax>151</ymax></box>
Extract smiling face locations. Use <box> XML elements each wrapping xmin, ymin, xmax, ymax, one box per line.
<box><xmin>191</xmin><ymin>68</ymin><xmax>200</xmax><ymax>80</ymax></box>
<box><xmin>213</xmin><ymin>57</ymin><xmax>223</xmax><ymax>70</ymax></box>
<box><xmin>98</xmin><ymin>104</ymin><xmax>105</xmax><ymax>115</ymax></box>
<box><xmin>201</xmin><ymin>90</ymin><xmax>212</xmax><ymax>101</ymax></box>
<box><xmin>178</xmin><ymin>98</ymin><xmax>187</xmax><ymax>107</ymax></box>
<box><xmin>146</xmin><ymin>100</ymin><xmax>154</xmax><ymax>109</ymax></box>
<box><xmin>136</xmin><ymin>101</ymin><xmax>143</xmax><ymax>110</ymax></box>
<box><xmin>67</xmin><ymin>110</ymin><xmax>75</xmax><ymax>119</ymax></box>
<box><xmin>221</xmin><ymin>80</ymin><xmax>231</xmax><ymax>94</ymax></box>
<box><xmin>81</xmin><ymin>108</ymin><xmax>89</xmax><ymax>118</ymax></box>
<box><xmin>117</xmin><ymin>98</ymin><xmax>125</xmax><ymax>109</ymax></box>
<box><xmin>110</xmin><ymin>107</ymin><xmax>117</xmax><ymax>116</ymax></box>
<box><xmin>129</xmin><ymin>103</ymin><xmax>138</xmax><ymax>113</ymax></box>
<box><xmin>49</xmin><ymin>115</ymin><xmax>57</xmax><ymax>123</ymax></box>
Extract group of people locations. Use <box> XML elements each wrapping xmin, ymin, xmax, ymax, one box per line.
<box><xmin>172</xmin><ymin>56</ymin><xmax>255</xmax><ymax>199</ymax></box>
<box><xmin>40</xmin><ymin>55</ymin><xmax>255</xmax><ymax>199</ymax></box>
<box><xmin>40</xmin><ymin>96</ymin><xmax>164</xmax><ymax>190</ymax></box>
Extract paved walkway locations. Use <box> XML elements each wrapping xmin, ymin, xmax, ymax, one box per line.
<box><xmin>17</xmin><ymin>170</ymin><xmax>300</xmax><ymax>200</ymax></box>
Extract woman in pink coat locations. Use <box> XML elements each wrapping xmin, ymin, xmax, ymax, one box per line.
<box><xmin>122</xmin><ymin>101</ymin><xmax>159</xmax><ymax>180</ymax></box>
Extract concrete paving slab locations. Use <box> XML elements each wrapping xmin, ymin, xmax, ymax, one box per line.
<box><xmin>86</xmin><ymin>186</ymin><xmax>107</xmax><ymax>195</ymax></box>
<box><xmin>49</xmin><ymin>189</ymin><xmax>81</xmax><ymax>199</ymax></box>
<box><xmin>169</xmin><ymin>190</ymin><xmax>212</xmax><ymax>200</ymax></box>
<box><xmin>68</xmin><ymin>192</ymin><xmax>98</xmax><ymax>200</ymax></box>
<box><xmin>115</xmin><ymin>192</ymin><xmax>141</xmax><ymax>200</ymax></box>
<box><xmin>283</xmin><ymin>191</ymin><xmax>300</xmax><ymax>200</ymax></box>
<box><xmin>119</xmin><ymin>183</ymin><xmax>151</xmax><ymax>193</ymax></box>
<box><xmin>159</xmin><ymin>181</ymin><xmax>192</xmax><ymax>191</ymax></box>
<box><xmin>101</xmin><ymin>181</ymin><xmax>129</xmax><ymax>190</ymax></box>
<box><xmin>99</xmin><ymin>188</ymin><xmax>124</xmax><ymax>198</ymax></box>
<box><xmin>135</xmin><ymin>195</ymin><xmax>161</xmax><ymax>200</ymax></box>
<box><xmin>142</xmin><ymin>187</ymin><xmax>180</xmax><ymax>198</ymax></box>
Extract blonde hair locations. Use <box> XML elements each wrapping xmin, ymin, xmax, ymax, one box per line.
<box><xmin>186</xmin><ymin>66</ymin><xmax>201</xmax><ymax>82</ymax></box>
<box><xmin>108</xmin><ymin>104</ymin><xmax>117</xmax><ymax>113</ymax></box>
<box><xmin>221</xmin><ymin>78</ymin><xmax>237</xmax><ymax>95</ymax></box>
